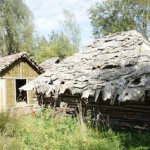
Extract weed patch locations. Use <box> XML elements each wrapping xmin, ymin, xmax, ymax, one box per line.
<box><xmin>0</xmin><ymin>110</ymin><xmax>149</xmax><ymax>150</ymax></box>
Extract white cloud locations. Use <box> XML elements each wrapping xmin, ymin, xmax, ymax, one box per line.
<box><xmin>35</xmin><ymin>18</ymin><xmax>58</xmax><ymax>30</ymax></box>
<box><xmin>24</xmin><ymin>0</ymin><xmax>100</xmax><ymax>46</ymax></box>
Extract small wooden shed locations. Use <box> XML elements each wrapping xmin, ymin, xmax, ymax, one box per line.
<box><xmin>0</xmin><ymin>52</ymin><xmax>43</xmax><ymax>112</ymax></box>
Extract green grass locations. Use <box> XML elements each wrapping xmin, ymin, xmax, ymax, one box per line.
<box><xmin>0</xmin><ymin>109</ymin><xmax>149</xmax><ymax>150</ymax></box>
<box><xmin>119</xmin><ymin>131</ymin><xmax>150</xmax><ymax>150</ymax></box>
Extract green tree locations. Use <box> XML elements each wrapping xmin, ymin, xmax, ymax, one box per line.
<box><xmin>0</xmin><ymin>0</ymin><xmax>34</xmax><ymax>55</ymax></box>
<box><xmin>34</xmin><ymin>9</ymin><xmax>80</xmax><ymax>63</ymax></box>
<box><xmin>34</xmin><ymin>36</ymin><xmax>57</xmax><ymax>63</ymax></box>
<box><xmin>88</xmin><ymin>0</ymin><xmax>150</xmax><ymax>40</ymax></box>
<box><xmin>34</xmin><ymin>31</ymin><xmax>75</xmax><ymax>63</ymax></box>
<box><xmin>49</xmin><ymin>31</ymin><xmax>75</xmax><ymax>58</ymax></box>
<box><xmin>62</xmin><ymin>9</ymin><xmax>81</xmax><ymax>51</ymax></box>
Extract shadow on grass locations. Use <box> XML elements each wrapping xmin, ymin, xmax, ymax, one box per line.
<box><xmin>118</xmin><ymin>131</ymin><xmax>150</xmax><ymax>150</ymax></box>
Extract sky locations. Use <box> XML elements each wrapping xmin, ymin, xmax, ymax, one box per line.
<box><xmin>24</xmin><ymin>0</ymin><xmax>100</xmax><ymax>48</ymax></box>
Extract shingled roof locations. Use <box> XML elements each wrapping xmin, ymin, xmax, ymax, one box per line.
<box><xmin>0</xmin><ymin>52</ymin><xmax>44</xmax><ymax>75</ymax></box>
<box><xmin>20</xmin><ymin>30</ymin><xmax>150</xmax><ymax>103</ymax></box>
<box><xmin>40</xmin><ymin>57</ymin><xmax>61</xmax><ymax>71</ymax></box>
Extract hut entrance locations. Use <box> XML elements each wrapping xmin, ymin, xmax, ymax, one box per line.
<box><xmin>16</xmin><ymin>79</ymin><xmax>27</xmax><ymax>103</ymax></box>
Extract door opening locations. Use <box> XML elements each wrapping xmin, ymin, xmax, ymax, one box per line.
<box><xmin>16</xmin><ymin>79</ymin><xmax>27</xmax><ymax>103</ymax></box>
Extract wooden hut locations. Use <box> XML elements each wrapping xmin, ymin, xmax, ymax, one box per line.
<box><xmin>0</xmin><ymin>52</ymin><xmax>43</xmax><ymax>112</ymax></box>
<box><xmin>21</xmin><ymin>30</ymin><xmax>150</xmax><ymax>130</ymax></box>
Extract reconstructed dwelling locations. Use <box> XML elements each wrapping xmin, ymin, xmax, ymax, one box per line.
<box><xmin>21</xmin><ymin>30</ymin><xmax>150</xmax><ymax>129</ymax></box>
<box><xmin>0</xmin><ymin>52</ymin><xmax>43</xmax><ymax>112</ymax></box>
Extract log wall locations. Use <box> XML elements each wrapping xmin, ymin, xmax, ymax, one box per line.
<box><xmin>43</xmin><ymin>94</ymin><xmax>150</xmax><ymax>130</ymax></box>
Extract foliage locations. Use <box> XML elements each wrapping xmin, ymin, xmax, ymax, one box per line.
<box><xmin>88</xmin><ymin>0</ymin><xmax>150</xmax><ymax>40</ymax></box>
<box><xmin>0</xmin><ymin>110</ymin><xmax>120</xmax><ymax>150</ymax></box>
<box><xmin>34</xmin><ymin>31</ymin><xmax>75</xmax><ymax>63</ymax></box>
<box><xmin>0</xmin><ymin>2</ymin><xmax>80</xmax><ymax>63</ymax></box>
<box><xmin>0</xmin><ymin>112</ymin><xmax>17</xmax><ymax>133</ymax></box>
<box><xmin>0</xmin><ymin>110</ymin><xmax>149</xmax><ymax>150</ymax></box>
<box><xmin>119</xmin><ymin>131</ymin><xmax>150</xmax><ymax>150</ymax></box>
<box><xmin>62</xmin><ymin>9</ymin><xmax>81</xmax><ymax>51</ymax></box>
<box><xmin>0</xmin><ymin>0</ymin><xmax>34</xmax><ymax>55</ymax></box>
<box><xmin>33</xmin><ymin>9</ymin><xmax>81</xmax><ymax>63</ymax></box>
<box><xmin>49</xmin><ymin>31</ymin><xmax>76</xmax><ymax>58</ymax></box>
<box><xmin>33</xmin><ymin>36</ymin><xmax>57</xmax><ymax>63</ymax></box>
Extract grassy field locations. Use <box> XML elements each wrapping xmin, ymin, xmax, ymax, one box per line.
<box><xmin>0</xmin><ymin>109</ymin><xmax>149</xmax><ymax>150</ymax></box>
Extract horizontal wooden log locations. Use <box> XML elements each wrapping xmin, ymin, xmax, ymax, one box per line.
<box><xmin>43</xmin><ymin>96</ymin><xmax>150</xmax><ymax>130</ymax></box>
<box><xmin>99</xmin><ymin>106</ymin><xmax>150</xmax><ymax>114</ymax></box>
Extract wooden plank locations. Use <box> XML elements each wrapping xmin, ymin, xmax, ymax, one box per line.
<box><xmin>99</xmin><ymin>106</ymin><xmax>150</xmax><ymax>113</ymax></box>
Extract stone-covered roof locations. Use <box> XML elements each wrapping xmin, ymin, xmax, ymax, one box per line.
<box><xmin>40</xmin><ymin>57</ymin><xmax>61</xmax><ymax>71</ymax></box>
<box><xmin>0</xmin><ymin>52</ymin><xmax>44</xmax><ymax>75</ymax></box>
<box><xmin>20</xmin><ymin>30</ymin><xmax>150</xmax><ymax>103</ymax></box>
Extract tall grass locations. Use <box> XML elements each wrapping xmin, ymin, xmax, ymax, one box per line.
<box><xmin>0</xmin><ymin>109</ymin><xmax>149</xmax><ymax>150</ymax></box>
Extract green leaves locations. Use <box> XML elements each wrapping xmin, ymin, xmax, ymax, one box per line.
<box><xmin>34</xmin><ymin>31</ymin><xmax>76</xmax><ymax>63</ymax></box>
<box><xmin>62</xmin><ymin>9</ymin><xmax>81</xmax><ymax>52</ymax></box>
<box><xmin>0</xmin><ymin>0</ymin><xmax>34</xmax><ymax>55</ymax></box>
<box><xmin>33</xmin><ymin>9</ymin><xmax>81</xmax><ymax>63</ymax></box>
<box><xmin>88</xmin><ymin>0</ymin><xmax>150</xmax><ymax>40</ymax></box>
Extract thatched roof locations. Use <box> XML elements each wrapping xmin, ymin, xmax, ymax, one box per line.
<box><xmin>20</xmin><ymin>30</ymin><xmax>150</xmax><ymax>103</ymax></box>
<box><xmin>40</xmin><ymin>57</ymin><xmax>61</xmax><ymax>71</ymax></box>
<box><xmin>0</xmin><ymin>52</ymin><xmax>44</xmax><ymax>75</ymax></box>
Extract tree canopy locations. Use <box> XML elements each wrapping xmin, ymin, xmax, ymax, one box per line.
<box><xmin>34</xmin><ymin>32</ymin><xmax>75</xmax><ymax>63</ymax></box>
<box><xmin>88</xmin><ymin>0</ymin><xmax>150</xmax><ymax>40</ymax></box>
<box><xmin>0</xmin><ymin>0</ymin><xmax>34</xmax><ymax>55</ymax></box>
<box><xmin>0</xmin><ymin>1</ymin><xmax>80</xmax><ymax>63</ymax></box>
<box><xmin>34</xmin><ymin>9</ymin><xmax>81</xmax><ymax>63</ymax></box>
<box><xmin>62</xmin><ymin>9</ymin><xmax>81</xmax><ymax>51</ymax></box>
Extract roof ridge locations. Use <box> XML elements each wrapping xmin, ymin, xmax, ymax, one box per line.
<box><xmin>0</xmin><ymin>52</ymin><xmax>44</xmax><ymax>74</ymax></box>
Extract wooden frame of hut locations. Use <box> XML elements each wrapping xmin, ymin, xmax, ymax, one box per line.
<box><xmin>21</xmin><ymin>31</ymin><xmax>150</xmax><ymax>130</ymax></box>
<box><xmin>0</xmin><ymin>52</ymin><xmax>43</xmax><ymax>112</ymax></box>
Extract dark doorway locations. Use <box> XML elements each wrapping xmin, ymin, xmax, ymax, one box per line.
<box><xmin>16</xmin><ymin>79</ymin><xmax>27</xmax><ymax>103</ymax></box>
